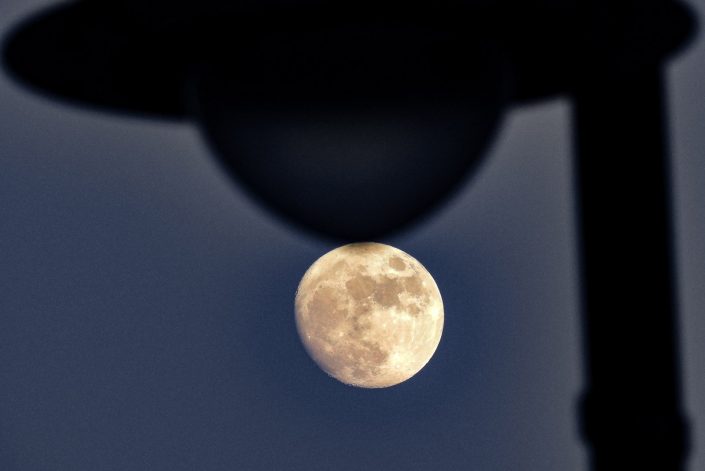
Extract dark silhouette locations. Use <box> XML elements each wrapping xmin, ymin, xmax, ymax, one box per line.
<box><xmin>572</xmin><ymin>2</ymin><xmax>695</xmax><ymax>467</ymax></box>
<box><xmin>2</xmin><ymin>0</ymin><xmax>698</xmax><ymax>468</ymax></box>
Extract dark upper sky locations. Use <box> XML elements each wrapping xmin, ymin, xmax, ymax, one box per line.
<box><xmin>1</xmin><ymin>1</ymin><xmax>703</xmax><ymax>470</ymax></box>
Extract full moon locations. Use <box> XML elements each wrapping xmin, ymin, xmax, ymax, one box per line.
<box><xmin>295</xmin><ymin>242</ymin><xmax>443</xmax><ymax>388</ymax></box>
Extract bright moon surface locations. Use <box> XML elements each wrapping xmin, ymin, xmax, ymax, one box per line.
<box><xmin>295</xmin><ymin>242</ymin><xmax>444</xmax><ymax>388</ymax></box>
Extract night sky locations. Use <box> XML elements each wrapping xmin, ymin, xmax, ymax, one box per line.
<box><xmin>1</xmin><ymin>1</ymin><xmax>704</xmax><ymax>470</ymax></box>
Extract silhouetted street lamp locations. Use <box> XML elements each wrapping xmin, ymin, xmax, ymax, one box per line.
<box><xmin>3</xmin><ymin>1</ymin><xmax>697</xmax><ymax>468</ymax></box>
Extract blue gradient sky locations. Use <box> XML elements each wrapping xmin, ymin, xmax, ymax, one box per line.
<box><xmin>1</xmin><ymin>1</ymin><xmax>703</xmax><ymax>469</ymax></box>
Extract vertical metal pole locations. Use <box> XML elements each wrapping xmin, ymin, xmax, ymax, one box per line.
<box><xmin>573</xmin><ymin>46</ymin><xmax>690</xmax><ymax>469</ymax></box>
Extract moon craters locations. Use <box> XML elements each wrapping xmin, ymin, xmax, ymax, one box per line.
<box><xmin>295</xmin><ymin>242</ymin><xmax>443</xmax><ymax>388</ymax></box>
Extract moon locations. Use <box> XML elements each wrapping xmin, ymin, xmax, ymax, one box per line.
<box><xmin>295</xmin><ymin>242</ymin><xmax>443</xmax><ymax>388</ymax></box>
